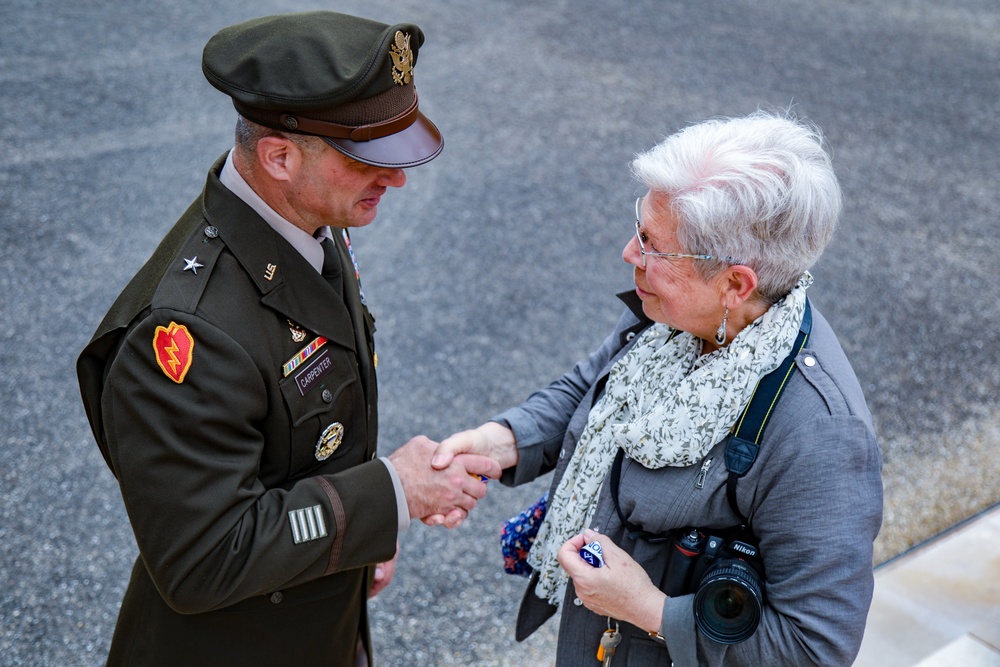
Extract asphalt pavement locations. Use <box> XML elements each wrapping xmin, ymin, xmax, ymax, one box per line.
<box><xmin>2</xmin><ymin>0</ymin><xmax>998</xmax><ymax>665</ymax></box>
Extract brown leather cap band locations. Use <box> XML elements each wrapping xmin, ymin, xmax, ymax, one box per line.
<box><xmin>279</xmin><ymin>95</ymin><xmax>420</xmax><ymax>142</ymax></box>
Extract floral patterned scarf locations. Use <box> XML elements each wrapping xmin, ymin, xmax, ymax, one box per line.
<box><xmin>528</xmin><ymin>273</ymin><xmax>812</xmax><ymax>606</ymax></box>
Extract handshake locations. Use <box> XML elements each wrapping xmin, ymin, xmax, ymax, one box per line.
<box><xmin>387</xmin><ymin>423</ymin><xmax>519</xmax><ymax>529</ymax></box>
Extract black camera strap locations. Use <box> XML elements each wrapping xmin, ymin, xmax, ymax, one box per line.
<box><xmin>724</xmin><ymin>300</ymin><xmax>812</xmax><ymax>521</ymax></box>
<box><xmin>610</xmin><ymin>300</ymin><xmax>813</xmax><ymax>535</ymax></box>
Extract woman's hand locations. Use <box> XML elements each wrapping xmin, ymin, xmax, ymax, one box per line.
<box><xmin>557</xmin><ymin>530</ymin><xmax>667</xmax><ymax>634</ymax></box>
<box><xmin>431</xmin><ymin>422</ymin><xmax>520</xmax><ymax>471</ymax></box>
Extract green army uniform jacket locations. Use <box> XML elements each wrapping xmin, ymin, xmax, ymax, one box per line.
<box><xmin>77</xmin><ymin>155</ymin><xmax>397</xmax><ymax>666</ymax></box>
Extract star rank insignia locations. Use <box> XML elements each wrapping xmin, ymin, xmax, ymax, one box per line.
<box><xmin>182</xmin><ymin>257</ymin><xmax>204</xmax><ymax>274</ymax></box>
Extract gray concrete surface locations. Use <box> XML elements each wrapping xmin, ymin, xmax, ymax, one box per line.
<box><xmin>1</xmin><ymin>0</ymin><xmax>997</xmax><ymax>665</ymax></box>
<box><xmin>857</xmin><ymin>503</ymin><xmax>1000</xmax><ymax>666</ymax></box>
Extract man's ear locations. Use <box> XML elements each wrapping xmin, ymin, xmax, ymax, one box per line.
<box><xmin>256</xmin><ymin>136</ymin><xmax>300</xmax><ymax>182</ymax></box>
<box><xmin>721</xmin><ymin>264</ymin><xmax>759</xmax><ymax>309</ymax></box>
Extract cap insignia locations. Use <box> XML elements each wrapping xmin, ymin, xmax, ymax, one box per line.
<box><xmin>390</xmin><ymin>31</ymin><xmax>414</xmax><ymax>85</ymax></box>
<box><xmin>153</xmin><ymin>321</ymin><xmax>195</xmax><ymax>384</ymax></box>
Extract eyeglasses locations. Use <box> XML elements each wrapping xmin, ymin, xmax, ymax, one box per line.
<box><xmin>634</xmin><ymin>196</ymin><xmax>717</xmax><ymax>268</ymax></box>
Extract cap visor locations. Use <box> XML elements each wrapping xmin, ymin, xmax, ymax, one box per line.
<box><xmin>323</xmin><ymin>112</ymin><xmax>443</xmax><ymax>168</ymax></box>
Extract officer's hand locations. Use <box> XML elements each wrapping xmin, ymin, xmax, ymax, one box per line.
<box><xmin>389</xmin><ymin>436</ymin><xmax>500</xmax><ymax>527</ymax></box>
<box><xmin>370</xmin><ymin>541</ymin><xmax>399</xmax><ymax>598</ymax></box>
<box><xmin>422</xmin><ymin>424</ymin><xmax>518</xmax><ymax>528</ymax></box>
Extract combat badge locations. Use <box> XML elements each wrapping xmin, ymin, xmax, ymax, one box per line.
<box><xmin>315</xmin><ymin>422</ymin><xmax>344</xmax><ymax>461</ymax></box>
<box><xmin>153</xmin><ymin>321</ymin><xmax>194</xmax><ymax>383</ymax></box>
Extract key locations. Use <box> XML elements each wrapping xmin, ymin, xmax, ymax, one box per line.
<box><xmin>597</xmin><ymin>628</ymin><xmax>622</xmax><ymax>665</ymax></box>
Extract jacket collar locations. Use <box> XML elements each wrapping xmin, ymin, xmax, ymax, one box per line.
<box><xmin>202</xmin><ymin>156</ymin><xmax>357</xmax><ymax>351</ymax></box>
<box><xmin>616</xmin><ymin>289</ymin><xmax>653</xmax><ymax>345</ymax></box>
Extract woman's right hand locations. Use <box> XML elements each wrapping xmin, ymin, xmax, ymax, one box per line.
<box><xmin>431</xmin><ymin>422</ymin><xmax>519</xmax><ymax>471</ymax></box>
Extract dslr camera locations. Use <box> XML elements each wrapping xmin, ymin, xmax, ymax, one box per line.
<box><xmin>660</xmin><ymin>526</ymin><xmax>765</xmax><ymax>644</ymax></box>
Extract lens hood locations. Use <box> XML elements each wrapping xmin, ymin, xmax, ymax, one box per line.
<box><xmin>693</xmin><ymin>560</ymin><xmax>764</xmax><ymax>644</ymax></box>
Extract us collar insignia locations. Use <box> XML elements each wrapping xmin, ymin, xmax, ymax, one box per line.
<box><xmin>283</xmin><ymin>336</ymin><xmax>327</xmax><ymax>377</ymax></box>
<box><xmin>153</xmin><ymin>321</ymin><xmax>194</xmax><ymax>383</ymax></box>
<box><xmin>390</xmin><ymin>31</ymin><xmax>414</xmax><ymax>85</ymax></box>
<box><xmin>315</xmin><ymin>422</ymin><xmax>344</xmax><ymax>461</ymax></box>
<box><xmin>287</xmin><ymin>320</ymin><xmax>307</xmax><ymax>343</ymax></box>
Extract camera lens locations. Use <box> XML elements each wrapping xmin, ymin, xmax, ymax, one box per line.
<box><xmin>693</xmin><ymin>560</ymin><xmax>763</xmax><ymax>644</ymax></box>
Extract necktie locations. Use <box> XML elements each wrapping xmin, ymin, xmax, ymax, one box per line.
<box><xmin>319</xmin><ymin>237</ymin><xmax>343</xmax><ymax>296</ymax></box>
<box><xmin>322</xmin><ymin>235</ymin><xmax>374</xmax><ymax>399</ymax></box>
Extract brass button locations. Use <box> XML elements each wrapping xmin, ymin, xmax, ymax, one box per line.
<box><xmin>204</xmin><ymin>225</ymin><xmax>219</xmax><ymax>239</ymax></box>
<box><xmin>322</xmin><ymin>389</ymin><xmax>333</xmax><ymax>403</ymax></box>
<box><xmin>269</xmin><ymin>591</ymin><xmax>284</xmax><ymax>604</ymax></box>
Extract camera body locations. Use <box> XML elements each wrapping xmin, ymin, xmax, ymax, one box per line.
<box><xmin>660</xmin><ymin>526</ymin><xmax>765</xmax><ymax>644</ymax></box>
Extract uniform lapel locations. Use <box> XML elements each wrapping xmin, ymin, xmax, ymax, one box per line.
<box><xmin>201</xmin><ymin>165</ymin><xmax>356</xmax><ymax>351</ymax></box>
<box><xmin>333</xmin><ymin>232</ymin><xmax>373</xmax><ymax>393</ymax></box>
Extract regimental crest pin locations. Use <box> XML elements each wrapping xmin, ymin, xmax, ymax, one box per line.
<box><xmin>390</xmin><ymin>31</ymin><xmax>414</xmax><ymax>85</ymax></box>
<box><xmin>315</xmin><ymin>422</ymin><xmax>344</xmax><ymax>461</ymax></box>
<box><xmin>287</xmin><ymin>320</ymin><xmax>307</xmax><ymax>343</ymax></box>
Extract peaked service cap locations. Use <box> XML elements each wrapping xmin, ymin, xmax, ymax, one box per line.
<box><xmin>202</xmin><ymin>11</ymin><xmax>443</xmax><ymax>168</ymax></box>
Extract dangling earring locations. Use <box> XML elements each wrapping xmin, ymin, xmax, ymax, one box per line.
<box><xmin>715</xmin><ymin>308</ymin><xmax>729</xmax><ymax>346</ymax></box>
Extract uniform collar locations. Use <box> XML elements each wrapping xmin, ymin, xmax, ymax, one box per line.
<box><xmin>204</xmin><ymin>154</ymin><xmax>356</xmax><ymax>351</ymax></box>
<box><xmin>219</xmin><ymin>149</ymin><xmax>327</xmax><ymax>274</ymax></box>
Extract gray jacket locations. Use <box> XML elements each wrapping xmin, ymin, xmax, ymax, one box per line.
<box><xmin>496</xmin><ymin>293</ymin><xmax>883</xmax><ymax>666</ymax></box>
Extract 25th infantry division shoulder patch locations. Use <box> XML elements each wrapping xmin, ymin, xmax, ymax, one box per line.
<box><xmin>153</xmin><ymin>321</ymin><xmax>195</xmax><ymax>383</ymax></box>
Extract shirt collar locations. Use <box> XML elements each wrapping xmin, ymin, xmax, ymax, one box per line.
<box><xmin>219</xmin><ymin>149</ymin><xmax>329</xmax><ymax>273</ymax></box>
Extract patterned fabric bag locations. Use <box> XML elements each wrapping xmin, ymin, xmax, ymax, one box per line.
<box><xmin>500</xmin><ymin>492</ymin><xmax>549</xmax><ymax>576</ymax></box>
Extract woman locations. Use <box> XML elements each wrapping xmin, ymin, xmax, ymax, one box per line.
<box><xmin>432</xmin><ymin>111</ymin><xmax>882</xmax><ymax>666</ymax></box>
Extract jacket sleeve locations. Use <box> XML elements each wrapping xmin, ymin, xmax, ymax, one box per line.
<box><xmin>495</xmin><ymin>307</ymin><xmax>641</xmax><ymax>486</ymax></box>
<box><xmin>101</xmin><ymin>310</ymin><xmax>398</xmax><ymax>614</ymax></box>
<box><xmin>662</xmin><ymin>414</ymin><xmax>883</xmax><ymax>666</ymax></box>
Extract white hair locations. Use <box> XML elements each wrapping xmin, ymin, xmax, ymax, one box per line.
<box><xmin>631</xmin><ymin>111</ymin><xmax>842</xmax><ymax>303</ymax></box>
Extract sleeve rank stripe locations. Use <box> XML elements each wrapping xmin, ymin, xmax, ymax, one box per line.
<box><xmin>288</xmin><ymin>505</ymin><xmax>328</xmax><ymax>544</ymax></box>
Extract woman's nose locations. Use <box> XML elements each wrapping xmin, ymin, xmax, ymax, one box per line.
<box><xmin>623</xmin><ymin>234</ymin><xmax>643</xmax><ymax>268</ymax></box>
